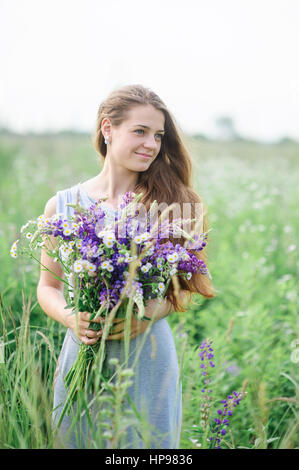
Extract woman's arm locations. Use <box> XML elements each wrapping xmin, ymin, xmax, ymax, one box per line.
<box><xmin>36</xmin><ymin>195</ymin><xmax>73</xmax><ymax>329</ymax></box>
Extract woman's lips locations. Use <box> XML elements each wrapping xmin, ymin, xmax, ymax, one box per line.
<box><xmin>136</xmin><ymin>152</ymin><xmax>152</xmax><ymax>158</ymax></box>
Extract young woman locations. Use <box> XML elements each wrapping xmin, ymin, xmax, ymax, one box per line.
<box><xmin>37</xmin><ymin>84</ymin><xmax>215</xmax><ymax>449</ymax></box>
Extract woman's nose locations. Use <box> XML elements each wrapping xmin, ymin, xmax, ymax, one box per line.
<box><xmin>143</xmin><ymin>134</ymin><xmax>159</xmax><ymax>149</ymax></box>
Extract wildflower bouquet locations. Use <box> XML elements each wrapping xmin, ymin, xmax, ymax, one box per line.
<box><xmin>11</xmin><ymin>191</ymin><xmax>212</xmax><ymax>423</ymax></box>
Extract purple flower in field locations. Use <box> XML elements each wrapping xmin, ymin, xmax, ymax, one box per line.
<box><xmin>198</xmin><ymin>338</ymin><xmax>215</xmax><ymax>429</ymax></box>
<box><xmin>210</xmin><ymin>390</ymin><xmax>246</xmax><ymax>449</ymax></box>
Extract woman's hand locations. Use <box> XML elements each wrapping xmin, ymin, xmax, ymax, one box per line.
<box><xmin>66</xmin><ymin>310</ymin><xmax>123</xmax><ymax>345</ymax></box>
<box><xmin>97</xmin><ymin>298</ymin><xmax>172</xmax><ymax>341</ymax></box>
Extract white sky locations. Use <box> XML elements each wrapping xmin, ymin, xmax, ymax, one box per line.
<box><xmin>0</xmin><ymin>0</ymin><xmax>299</xmax><ymax>141</ymax></box>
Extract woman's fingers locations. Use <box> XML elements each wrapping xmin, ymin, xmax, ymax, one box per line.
<box><xmin>91</xmin><ymin>316</ymin><xmax>124</xmax><ymax>325</ymax></box>
<box><xmin>82</xmin><ymin>335</ymin><xmax>99</xmax><ymax>345</ymax></box>
<box><xmin>97</xmin><ymin>331</ymin><xmax>135</xmax><ymax>341</ymax></box>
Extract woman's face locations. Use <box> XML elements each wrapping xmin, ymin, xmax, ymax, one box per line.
<box><xmin>103</xmin><ymin>104</ymin><xmax>165</xmax><ymax>172</ymax></box>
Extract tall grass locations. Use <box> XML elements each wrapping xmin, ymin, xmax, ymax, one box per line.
<box><xmin>0</xmin><ymin>133</ymin><xmax>298</xmax><ymax>448</ymax></box>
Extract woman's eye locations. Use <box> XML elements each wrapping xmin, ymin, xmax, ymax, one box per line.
<box><xmin>135</xmin><ymin>129</ymin><xmax>163</xmax><ymax>139</ymax></box>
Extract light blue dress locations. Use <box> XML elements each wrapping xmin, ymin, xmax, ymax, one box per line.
<box><xmin>51</xmin><ymin>183</ymin><xmax>182</xmax><ymax>449</ymax></box>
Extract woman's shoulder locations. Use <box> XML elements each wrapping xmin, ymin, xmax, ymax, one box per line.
<box><xmin>43</xmin><ymin>183</ymin><xmax>80</xmax><ymax>217</ymax></box>
<box><xmin>44</xmin><ymin>194</ymin><xmax>57</xmax><ymax>218</ymax></box>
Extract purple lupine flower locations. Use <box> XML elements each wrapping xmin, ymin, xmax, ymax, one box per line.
<box><xmin>198</xmin><ymin>338</ymin><xmax>215</xmax><ymax>430</ymax></box>
<box><xmin>210</xmin><ymin>390</ymin><xmax>246</xmax><ymax>449</ymax></box>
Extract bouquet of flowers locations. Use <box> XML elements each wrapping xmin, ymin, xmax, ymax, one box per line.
<box><xmin>10</xmin><ymin>191</ymin><xmax>212</xmax><ymax>424</ymax></box>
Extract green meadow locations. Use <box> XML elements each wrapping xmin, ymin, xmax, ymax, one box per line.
<box><xmin>0</xmin><ymin>132</ymin><xmax>298</xmax><ymax>448</ymax></box>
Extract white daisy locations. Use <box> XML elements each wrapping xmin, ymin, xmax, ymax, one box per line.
<box><xmin>167</xmin><ymin>252</ymin><xmax>179</xmax><ymax>263</ymax></box>
<box><xmin>73</xmin><ymin>260</ymin><xmax>83</xmax><ymax>272</ymax></box>
<box><xmin>158</xmin><ymin>282</ymin><xmax>165</xmax><ymax>293</ymax></box>
<box><xmin>101</xmin><ymin>261</ymin><xmax>110</xmax><ymax>269</ymax></box>
<box><xmin>141</xmin><ymin>265</ymin><xmax>150</xmax><ymax>273</ymax></box>
<box><xmin>103</xmin><ymin>239</ymin><xmax>115</xmax><ymax>248</ymax></box>
<box><xmin>104</xmin><ymin>231</ymin><xmax>115</xmax><ymax>242</ymax></box>
<box><xmin>140</xmin><ymin>232</ymin><xmax>150</xmax><ymax>241</ymax></box>
<box><xmin>63</xmin><ymin>228</ymin><xmax>72</xmax><ymax>236</ymax></box>
<box><xmin>87</xmin><ymin>262</ymin><xmax>96</xmax><ymax>275</ymax></box>
<box><xmin>96</xmin><ymin>229</ymin><xmax>106</xmax><ymax>238</ymax></box>
<box><xmin>133</xmin><ymin>235</ymin><xmax>142</xmax><ymax>244</ymax></box>
<box><xmin>81</xmin><ymin>259</ymin><xmax>90</xmax><ymax>270</ymax></box>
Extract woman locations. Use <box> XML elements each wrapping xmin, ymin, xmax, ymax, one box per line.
<box><xmin>37</xmin><ymin>84</ymin><xmax>215</xmax><ymax>449</ymax></box>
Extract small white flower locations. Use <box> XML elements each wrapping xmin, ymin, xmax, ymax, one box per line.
<box><xmin>140</xmin><ymin>232</ymin><xmax>150</xmax><ymax>241</ymax></box>
<box><xmin>63</xmin><ymin>228</ymin><xmax>72</xmax><ymax>236</ymax></box>
<box><xmin>10</xmin><ymin>240</ymin><xmax>19</xmax><ymax>252</ymax></box>
<box><xmin>107</xmin><ymin>265</ymin><xmax>114</xmax><ymax>272</ymax></box>
<box><xmin>103</xmin><ymin>239</ymin><xmax>115</xmax><ymax>248</ymax></box>
<box><xmin>158</xmin><ymin>282</ymin><xmax>165</xmax><ymax>293</ymax></box>
<box><xmin>26</xmin><ymin>232</ymin><xmax>33</xmax><ymax>239</ymax></box>
<box><xmin>147</xmin><ymin>246</ymin><xmax>154</xmax><ymax>256</ymax></box>
<box><xmin>96</xmin><ymin>229</ymin><xmax>106</xmax><ymax>238</ymax></box>
<box><xmin>81</xmin><ymin>259</ymin><xmax>90</xmax><ymax>270</ymax></box>
<box><xmin>169</xmin><ymin>267</ymin><xmax>177</xmax><ymax>276</ymax></box>
<box><xmin>167</xmin><ymin>252</ymin><xmax>179</xmax><ymax>263</ymax></box>
<box><xmin>157</xmin><ymin>262</ymin><xmax>163</xmax><ymax>270</ymax></box>
<box><xmin>87</xmin><ymin>262</ymin><xmax>96</xmax><ymax>275</ymax></box>
<box><xmin>186</xmin><ymin>272</ymin><xmax>192</xmax><ymax>280</ymax></box>
<box><xmin>101</xmin><ymin>261</ymin><xmax>110</xmax><ymax>269</ymax></box>
<box><xmin>104</xmin><ymin>231</ymin><xmax>115</xmax><ymax>242</ymax></box>
<box><xmin>10</xmin><ymin>251</ymin><xmax>18</xmax><ymax>258</ymax></box>
<box><xmin>76</xmin><ymin>240</ymin><xmax>82</xmax><ymax>249</ymax></box>
<box><xmin>134</xmin><ymin>235</ymin><xmax>143</xmax><ymax>244</ymax></box>
<box><xmin>141</xmin><ymin>265</ymin><xmax>150</xmax><ymax>273</ymax></box>
<box><xmin>73</xmin><ymin>260</ymin><xmax>83</xmax><ymax>272</ymax></box>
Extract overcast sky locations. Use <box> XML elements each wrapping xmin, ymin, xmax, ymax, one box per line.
<box><xmin>1</xmin><ymin>0</ymin><xmax>298</xmax><ymax>141</ymax></box>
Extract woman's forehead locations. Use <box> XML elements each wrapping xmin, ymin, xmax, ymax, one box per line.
<box><xmin>125</xmin><ymin>105</ymin><xmax>165</xmax><ymax>128</ymax></box>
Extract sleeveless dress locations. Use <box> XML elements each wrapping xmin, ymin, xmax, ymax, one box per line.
<box><xmin>51</xmin><ymin>183</ymin><xmax>182</xmax><ymax>449</ymax></box>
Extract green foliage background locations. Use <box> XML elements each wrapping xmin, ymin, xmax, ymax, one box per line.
<box><xmin>0</xmin><ymin>133</ymin><xmax>298</xmax><ymax>448</ymax></box>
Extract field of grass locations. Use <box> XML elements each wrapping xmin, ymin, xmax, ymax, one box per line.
<box><xmin>0</xmin><ymin>132</ymin><xmax>298</xmax><ymax>449</ymax></box>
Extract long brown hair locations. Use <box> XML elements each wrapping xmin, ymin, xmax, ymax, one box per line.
<box><xmin>92</xmin><ymin>84</ymin><xmax>216</xmax><ymax>311</ymax></box>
